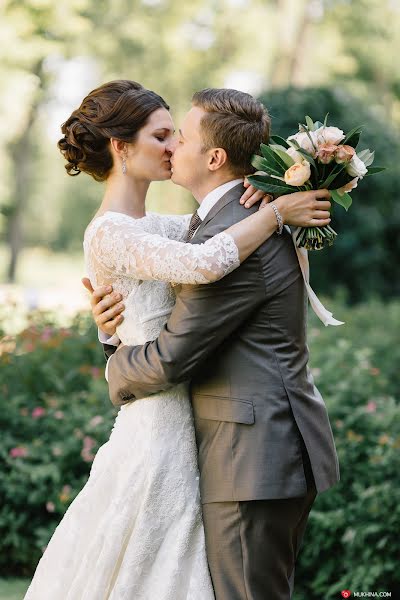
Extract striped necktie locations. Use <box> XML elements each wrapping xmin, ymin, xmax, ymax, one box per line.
<box><xmin>186</xmin><ymin>211</ymin><xmax>202</xmax><ymax>242</ymax></box>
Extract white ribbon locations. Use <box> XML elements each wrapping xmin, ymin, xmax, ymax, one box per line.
<box><xmin>289</xmin><ymin>226</ymin><xmax>344</xmax><ymax>327</ymax></box>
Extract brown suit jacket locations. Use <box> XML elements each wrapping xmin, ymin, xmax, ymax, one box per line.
<box><xmin>106</xmin><ymin>184</ymin><xmax>340</xmax><ymax>503</ymax></box>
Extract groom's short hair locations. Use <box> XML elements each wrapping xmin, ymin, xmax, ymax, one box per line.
<box><xmin>192</xmin><ymin>88</ymin><xmax>270</xmax><ymax>176</ymax></box>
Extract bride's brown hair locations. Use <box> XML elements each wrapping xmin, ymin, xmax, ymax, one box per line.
<box><xmin>58</xmin><ymin>80</ymin><xmax>169</xmax><ymax>182</ymax></box>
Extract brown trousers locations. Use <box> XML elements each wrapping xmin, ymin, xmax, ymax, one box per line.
<box><xmin>202</xmin><ymin>487</ymin><xmax>316</xmax><ymax>600</ymax></box>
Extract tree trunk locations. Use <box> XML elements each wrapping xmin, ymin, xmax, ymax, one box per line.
<box><xmin>6</xmin><ymin>62</ymin><xmax>43</xmax><ymax>283</ymax></box>
<box><xmin>270</xmin><ymin>0</ymin><xmax>310</xmax><ymax>89</ymax></box>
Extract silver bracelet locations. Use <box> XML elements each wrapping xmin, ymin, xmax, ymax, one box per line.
<box><xmin>271</xmin><ymin>203</ymin><xmax>284</xmax><ymax>235</ymax></box>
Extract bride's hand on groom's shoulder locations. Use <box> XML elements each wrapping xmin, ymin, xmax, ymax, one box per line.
<box><xmin>240</xmin><ymin>178</ymin><xmax>273</xmax><ymax>209</ymax></box>
<box><xmin>82</xmin><ymin>278</ymin><xmax>125</xmax><ymax>337</ymax></box>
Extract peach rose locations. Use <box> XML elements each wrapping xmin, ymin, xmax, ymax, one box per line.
<box><xmin>317</xmin><ymin>143</ymin><xmax>337</xmax><ymax>164</ymax></box>
<box><xmin>284</xmin><ymin>161</ymin><xmax>311</xmax><ymax>186</ymax></box>
<box><xmin>337</xmin><ymin>177</ymin><xmax>359</xmax><ymax>196</ymax></box>
<box><xmin>335</xmin><ymin>144</ymin><xmax>355</xmax><ymax>164</ymax></box>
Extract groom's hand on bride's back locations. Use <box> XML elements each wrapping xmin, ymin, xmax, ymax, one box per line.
<box><xmin>82</xmin><ymin>278</ymin><xmax>125</xmax><ymax>337</ymax></box>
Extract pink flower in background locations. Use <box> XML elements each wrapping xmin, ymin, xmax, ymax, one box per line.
<box><xmin>83</xmin><ymin>436</ymin><xmax>95</xmax><ymax>449</ymax></box>
<box><xmin>89</xmin><ymin>415</ymin><xmax>104</xmax><ymax>427</ymax></box>
<box><xmin>46</xmin><ymin>502</ymin><xmax>55</xmax><ymax>513</ymax></box>
<box><xmin>365</xmin><ymin>401</ymin><xmax>377</xmax><ymax>413</ymax></box>
<box><xmin>41</xmin><ymin>327</ymin><xmax>54</xmax><ymax>342</ymax></box>
<box><xmin>32</xmin><ymin>407</ymin><xmax>46</xmax><ymax>418</ymax></box>
<box><xmin>54</xmin><ymin>410</ymin><xmax>64</xmax><ymax>420</ymax></box>
<box><xmin>10</xmin><ymin>446</ymin><xmax>28</xmax><ymax>458</ymax></box>
<box><xmin>81</xmin><ymin>436</ymin><xmax>96</xmax><ymax>462</ymax></box>
<box><xmin>90</xmin><ymin>367</ymin><xmax>101</xmax><ymax>379</ymax></box>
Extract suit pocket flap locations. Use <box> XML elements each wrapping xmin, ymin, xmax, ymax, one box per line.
<box><xmin>192</xmin><ymin>395</ymin><xmax>254</xmax><ymax>425</ymax></box>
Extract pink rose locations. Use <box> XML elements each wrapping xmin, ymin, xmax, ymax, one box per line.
<box><xmin>89</xmin><ymin>415</ymin><xmax>104</xmax><ymax>427</ymax></box>
<box><xmin>10</xmin><ymin>446</ymin><xmax>28</xmax><ymax>458</ymax></box>
<box><xmin>335</xmin><ymin>144</ymin><xmax>355</xmax><ymax>164</ymax></box>
<box><xmin>90</xmin><ymin>367</ymin><xmax>101</xmax><ymax>379</ymax></box>
<box><xmin>316</xmin><ymin>143</ymin><xmax>337</xmax><ymax>165</ymax></box>
<box><xmin>32</xmin><ymin>407</ymin><xmax>46</xmax><ymax>419</ymax></box>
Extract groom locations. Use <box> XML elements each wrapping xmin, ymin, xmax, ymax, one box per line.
<box><xmin>88</xmin><ymin>88</ymin><xmax>339</xmax><ymax>599</ymax></box>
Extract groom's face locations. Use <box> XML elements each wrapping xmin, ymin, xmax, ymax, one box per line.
<box><xmin>169</xmin><ymin>106</ymin><xmax>210</xmax><ymax>191</ymax></box>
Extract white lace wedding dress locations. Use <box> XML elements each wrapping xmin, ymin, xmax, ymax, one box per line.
<box><xmin>24</xmin><ymin>210</ymin><xmax>240</xmax><ymax>600</ymax></box>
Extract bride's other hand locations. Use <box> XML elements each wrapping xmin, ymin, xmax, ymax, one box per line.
<box><xmin>240</xmin><ymin>177</ymin><xmax>273</xmax><ymax>209</ymax></box>
<box><xmin>82</xmin><ymin>278</ymin><xmax>125</xmax><ymax>336</ymax></box>
<box><xmin>274</xmin><ymin>189</ymin><xmax>331</xmax><ymax>228</ymax></box>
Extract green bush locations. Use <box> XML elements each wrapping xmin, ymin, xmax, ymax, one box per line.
<box><xmin>259</xmin><ymin>86</ymin><xmax>400</xmax><ymax>303</ymax></box>
<box><xmin>1</xmin><ymin>301</ymin><xmax>399</xmax><ymax>598</ymax></box>
<box><xmin>295</xmin><ymin>299</ymin><xmax>400</xmax><ymax>599</ymax></box>
<box><xmin>0</xmin><ymin>311</ymin><xmax>114</xmax><ymax>576</ymax></box>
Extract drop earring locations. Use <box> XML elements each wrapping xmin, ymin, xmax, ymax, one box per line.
<box><xmin>122</xmin><ymin>157</ymin><xmax>127</xmax><ymax>175</ymax></box>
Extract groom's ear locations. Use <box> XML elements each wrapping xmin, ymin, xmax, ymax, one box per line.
<box><xmin>207</xmin><ymin>147</ymin><xmax>228</xmax><ymax>172</ymax></box>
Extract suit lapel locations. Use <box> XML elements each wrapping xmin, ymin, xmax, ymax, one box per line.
<box><xmin>191</xmin><ymin>183</ymin><xmax>245</xmax><ymax>241</ymax></box>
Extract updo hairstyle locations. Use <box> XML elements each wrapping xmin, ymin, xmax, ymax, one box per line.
<box><xmin>58</xmin><ymin>80</ymin><xmax>169</xmax><ymax>181</ymax></box>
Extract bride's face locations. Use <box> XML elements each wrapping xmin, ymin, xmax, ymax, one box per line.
<box><xmin>126</xmin><ymin>108</ymin><xmax>175</xmax><ymax>181</ymax></box>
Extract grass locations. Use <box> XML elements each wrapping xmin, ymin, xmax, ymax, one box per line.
<box><xmin>0</xmin><ymin>578</ymin><xmax>30</xmax><ymax>600</ymax></box>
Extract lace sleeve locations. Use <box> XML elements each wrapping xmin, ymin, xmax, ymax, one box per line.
<box><xmin>87</xmin><ymin>214</ymin><xmax>240</xmax><ymax>285</ymax></box>
<box><xmin>149</xmin><ymin>213</ymin><xmax>192</xmax><ymax>241</ymax></box>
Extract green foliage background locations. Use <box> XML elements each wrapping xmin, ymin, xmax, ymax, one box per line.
<box><xmin>1</xmin><ymin>301</ymin><xmax>399</xmax><ymax>597</ymax></box>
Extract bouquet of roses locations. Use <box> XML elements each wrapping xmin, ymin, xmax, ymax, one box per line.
<box><xmin>248</xmin><ymin>115</ymin><xmax>384</xmax><ymax>250</ymax></box>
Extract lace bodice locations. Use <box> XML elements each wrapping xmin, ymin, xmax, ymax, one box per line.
<box><xmin>83</xmin><ymin>210</ymin><xmax>240</xmax><ymax>345</ymax></box>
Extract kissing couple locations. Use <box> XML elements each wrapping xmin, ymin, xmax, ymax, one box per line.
<box><xmin>25</xmin><ymin>80</ymin><xmax>339</xmax><ymax>600</ymax></box>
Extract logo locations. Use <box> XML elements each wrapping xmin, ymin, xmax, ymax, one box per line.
<box><xmin>341</xmin><ymin>592</ymin><xmax>352</xmax><ymax>599</ymax></box>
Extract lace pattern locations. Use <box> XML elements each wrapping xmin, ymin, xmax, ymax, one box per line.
<box><xmin>24</xmin><ymin>210</ymin><xmax>216</xmax><ymax>599</ymax></box>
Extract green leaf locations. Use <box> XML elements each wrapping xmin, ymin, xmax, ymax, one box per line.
<box><xmin>365</xmin><ymin>166</ymin><xmax>386</xmax><ymax>176</ymax></box>
<box><xmin>259</xmin><ymin>143</ymin><xmax>288</xmax><ymax>172</ymax></box>
<box><xmin>270</xmin><ymin>135</ymin><xmax>289</xmax><ymax>148</ymax></box>
<box><xmin>305</xmin><ymin>115</ymin><xmax>315</xmax><ymax>131</ymax></box>
<box><xmin>320</xmin><ymin>163</ymin><xmax>346</xmax><ymax>188</ymax></box>
<box><xmin>357</xmin><ymin>149</ymin><xmax>373</xmax><ymax>165</ymax></box>
<box><xmin>323</xmin><ymin>112</ymin><xmax>329</xmax><ymax>127</ymax></box>
<box><xmin>343</xmin><ymin>125</ymin><xmax>363</xmax><ymax>148</ymax></box>
<box><xmin>251</xmin><ymin>154</ymin><xmax>284</xmax><ymax>177</ymax></box>
<box><xmin>247</xmin><ymin>176</ymin><xmax>295</xmax><ymax>196</ymax></box>
<box><xmin>272</xmin><ymin>147</ymin><xmax>294</xmax><ymax>167</ymax></box>
<box><xmin>296</xmin><ymin>148</ymin><xmax>317</xmax><ymax>169</ymax></box>
<box><xmin>331</xmin><ymin>189</ymin><xmax>352</xmax><ymax>211</ymax></box>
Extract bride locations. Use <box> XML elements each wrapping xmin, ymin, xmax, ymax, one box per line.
<box><xmin>24</xmin><ymin>80</ymin><xmax>331</xmax><ymax>600</ymax></box>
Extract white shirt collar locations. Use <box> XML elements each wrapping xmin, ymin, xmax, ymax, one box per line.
<box><xmin>197</xmin><ymin>179</ymin><xmax>244</xmax><ymax>221</ymax></box>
